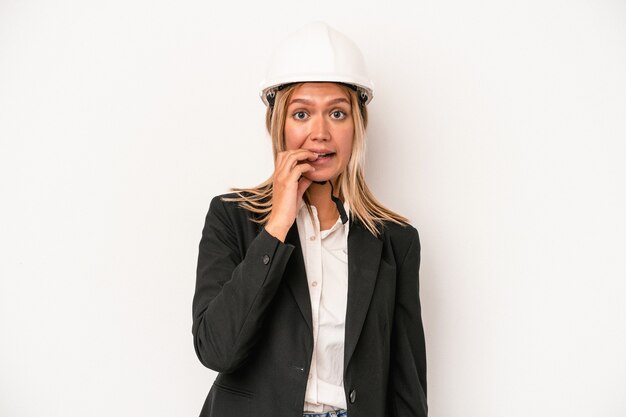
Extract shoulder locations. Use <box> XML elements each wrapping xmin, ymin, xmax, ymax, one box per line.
<box><xmin>200</xmin><ymin>193</ymin><xmax>268</xmax><ymax>246</ymax></box>
<box><xmin>207</xmin><ymin>192</ymin><xmax>238</xmax><ymax>217</ymax></box>
<box><xmin>209</xmin><ymin>192</ymin><xmax>244</xmax><ymax>210</ymax></box>
<box><xmin>378</xmin><ymin>220</ymin><xmax>421</xmax><ymax>264</ymax></box>
<box><xmin>205</xmin><ymin>192</ymin><xmax>259</xmax><ymax>227</ymax></box>
<box><xmin>380</xmin><ymin>220</ymin><xmax>419</xmax><ymax>244</ymax></box>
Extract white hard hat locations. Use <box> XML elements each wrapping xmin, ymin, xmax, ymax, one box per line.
<box><xmin>259</xmin><ymin>22</ymin><xmax>374</xmax><ymax>107</ymax></box>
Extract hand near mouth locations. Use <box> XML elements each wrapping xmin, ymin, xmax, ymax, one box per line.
<box><xmin>265</xmin><ymin>149</ymin><xmax>318</xmax><ymax>242</ymax></box>
<box><xmin>308</xmin><ymin>150</ymin><xmax>336</xmax><ymax>159</ymax></box>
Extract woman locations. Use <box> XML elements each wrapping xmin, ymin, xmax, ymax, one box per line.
<box><xmin>192</xmin><ymin>22</ymin><xmax>427</xmax><ymax>417</ymax></box>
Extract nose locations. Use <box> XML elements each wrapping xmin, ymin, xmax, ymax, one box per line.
<box><xmin>309</xmin><ymin>115</ymin><xmax>330</xmax><ymax>141</ymax></box>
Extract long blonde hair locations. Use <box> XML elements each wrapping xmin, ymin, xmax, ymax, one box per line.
<box><xmin>225</xmin><ymin>83</ymin><xmax>408</xmax><ymax>236</ymax></box>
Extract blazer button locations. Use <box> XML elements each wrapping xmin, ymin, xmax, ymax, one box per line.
<box><xmin>349</xmin><ymin>389</ymin><xmax>356</xmax><ymax>403</ymax></box>
<box><xmin>262</xmin><ymin>255</ymin><xmax>270</xmax><ymax>265</ymax></box>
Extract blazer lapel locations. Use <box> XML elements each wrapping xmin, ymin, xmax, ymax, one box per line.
<box><xmin>344</xmin><ymin>219</ymin><xmax>383</xmax><ymax>370</ymax></box>
<box><xmin>284</xmin><ymin>224</ymin><xmax>313</xmax><ymax>332</ymax></box>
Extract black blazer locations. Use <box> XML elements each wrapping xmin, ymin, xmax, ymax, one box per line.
<box><xmin>192</xmin><ymin>194</ymin><xmax>427</xmax><ymax>417</ymax></box>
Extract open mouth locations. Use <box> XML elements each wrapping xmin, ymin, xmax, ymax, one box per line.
<box><xmin>316</xmin><ymin>152</ymin><xmax>335</xmax><ymax>159</ymax></box>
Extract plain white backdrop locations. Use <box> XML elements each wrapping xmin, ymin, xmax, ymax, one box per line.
<box><xmin>1</xmin><ymin>0</ymin><xmax>625</xmax><ymax>416</ymax></box>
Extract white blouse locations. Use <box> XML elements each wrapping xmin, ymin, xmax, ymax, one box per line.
<box><xmin>296</xmin><ymin>202</ymin><xmax>350</xmax><ymax>412</ymax></box>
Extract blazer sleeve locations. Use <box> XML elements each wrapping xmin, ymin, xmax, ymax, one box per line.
<box><xmin>191</xmin><ymin>195</ymin><xmax>295</xmax><ymax>373</ymax></box>
<box><xmin>388</xmin><ymin>227</ymin><xmax>428</xmax><ymax>417</ymax></box>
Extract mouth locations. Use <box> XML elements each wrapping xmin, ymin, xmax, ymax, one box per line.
<box><xmin>315</xmin><ymin>152</ymin><xmax>336</xmax><ymax>159</ymax></box>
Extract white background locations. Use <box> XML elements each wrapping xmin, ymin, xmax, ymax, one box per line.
<box><xmin>1</xmin><ymin>0</ymin><xmax>625</xmax><ymax>416</ymax></box>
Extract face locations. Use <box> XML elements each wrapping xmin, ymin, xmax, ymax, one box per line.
<box><xmin>284</xmin><ymin>83</ymin><xmax>354</xmax><ymax>183</ymax></box>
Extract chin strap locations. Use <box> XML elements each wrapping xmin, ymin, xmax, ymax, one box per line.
<box><xmin>313</xmin><ymin>180</ymin><xmax>348</xmax><ymax>224</ymax></box>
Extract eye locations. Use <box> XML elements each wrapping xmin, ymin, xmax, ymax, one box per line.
<box><xmin>331</xmin><ymin>110</ymin><xmax>347</xmax><ymax>120</ymax></box>
<box><xmin>293</xmin><ymin>111</ymin><xmax>308</xmax><ymax>120</ymax></box>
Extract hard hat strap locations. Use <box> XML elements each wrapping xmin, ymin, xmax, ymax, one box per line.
<box><xmin>312</xmin><ymin>180</ymin><xmax>349</xmax><ymax>224</ymax></box>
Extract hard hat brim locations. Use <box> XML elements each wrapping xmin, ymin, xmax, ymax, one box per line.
<box><xmin>259</xmin><ymin>75</ymin><xmax>374</xmax><ymax>107</ymax></box>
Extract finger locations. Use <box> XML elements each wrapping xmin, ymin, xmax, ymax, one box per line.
<box><xmin>297</xmin><ymin>176</ymin><xmax>313</xmax><ymax>200</ymax></box>
<box><xmin>285</xmin><ymin>148</ymin><xmax>318</xmax><ymax>158</ymax></box>
<box><xmin>288</xmin><ymin>163</ymin><xmax>315</xmax><ymax>183</ymax></box>
<box><xmin>294</xmin><ymin>149</ymin><xmax>319</xmax><ymax>161</ymax></box>
<box><xmin>275</xmin><ymin>154</ymin><xmax>317</xmax><ymax>182</ymax></box>
<box><xmin>282</xmin><ymin>150</ymin><xmax>319</xmax><ymax>170</ymax></box>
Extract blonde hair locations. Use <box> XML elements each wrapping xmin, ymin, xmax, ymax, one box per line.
<box><xmin>225</xmin><ymin>83</ymin><xmax>408</xmax><ymax>236</ymax></box>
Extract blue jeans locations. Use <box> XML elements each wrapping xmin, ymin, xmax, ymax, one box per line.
<box><xmin>303</xmin><ymin>410</ymin><xmax>347</xmax><ymax>417</ymax></box>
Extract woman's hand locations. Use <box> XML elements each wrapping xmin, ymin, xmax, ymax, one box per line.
<box><xmin>265</xmin><ymin>149</ymin><xmax>318</xmax><ymax>242</ymax></box>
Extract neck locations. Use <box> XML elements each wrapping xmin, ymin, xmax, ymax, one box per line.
<box><xmin>307</xmin><ymin>180</ymin><xmax>341</xmax><ymax>225</ymax></box>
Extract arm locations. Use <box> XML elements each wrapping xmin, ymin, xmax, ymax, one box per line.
<box><xmin>388</xmin><ymin>228</ymin><xmax>428</xmax><ymax>417</ymax></box>
<box><xmin>191</xmin><ymin>195</ymin><xmax>294</xmax><ymax>373</ymax></box>
<box><xmin>192</xmin><ymin>150</ymin><xmax>317</xmax><ymax>373</ymax></box>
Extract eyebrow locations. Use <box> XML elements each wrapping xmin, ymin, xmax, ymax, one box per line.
<box><xmin>288</xmin><ymin>97</ymin><xmax>350</xmax><ymax>106</ymax></box>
